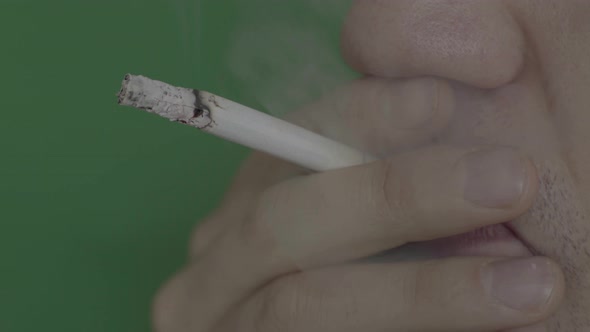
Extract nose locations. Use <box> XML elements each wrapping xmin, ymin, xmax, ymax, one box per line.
<box><xmin>341</xmin><ymin>0</ymin><xmax>526</xmax><ymax>89</ymax></box>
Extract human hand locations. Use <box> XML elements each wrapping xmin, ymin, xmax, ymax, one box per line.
<box><xmin>152</xmin><ymin>75</ymin><xmax>564</xmax><ymax>331</ymax></box>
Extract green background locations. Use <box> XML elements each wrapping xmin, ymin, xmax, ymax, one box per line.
<box><xmin>1</xmin><ymin>0</ymin><xmax>351</xmax><ymax>331</ymax></box>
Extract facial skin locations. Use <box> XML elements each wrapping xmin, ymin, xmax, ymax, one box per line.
<box><xmin>341</xmin><ymin>1</ymin><xmax>590</xmax><ymax>330</ymax></box>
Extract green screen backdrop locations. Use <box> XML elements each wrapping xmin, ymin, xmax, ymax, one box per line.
<box><xmin>1</xmin><ymin>0</ymin><xmax>352</xmax><ymax>331</ymax></box>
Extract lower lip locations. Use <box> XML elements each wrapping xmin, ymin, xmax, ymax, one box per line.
<box><xmin>416</xmin><ymin>223</ymin><xmax>533</xmax><ymax>258</ymax></box>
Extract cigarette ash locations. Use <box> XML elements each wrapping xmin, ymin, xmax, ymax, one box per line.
<box><xmin>117</xmin><ymin>74</ymin><xmax>213</xmax><ymax>130</ymax></box>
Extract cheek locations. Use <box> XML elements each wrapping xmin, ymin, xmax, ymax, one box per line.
<box><xmin>563</xmin><ymin>144</ymin><xmax>590</xmax><ymax>209</ymax></box>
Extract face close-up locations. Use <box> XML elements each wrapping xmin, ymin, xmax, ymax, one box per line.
<box><xmin>143</xmin><ymin>1</ymin><xmax>590</xmax><ymax>332</ymax></box>
<box><xmin>341</xmin><ymin>1</ymin><xmax>590</xmax><ymax>330</ymax></box>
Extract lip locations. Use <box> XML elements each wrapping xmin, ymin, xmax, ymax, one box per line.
<box><xmin>368</xmin><ymin>222</ymin><xmax>538</xmax><ymax>263</ymax></box>
<box><xmin>414</xmin><ymin>222</ymin><xmax>535</xmax><ymax>258</ymax></box>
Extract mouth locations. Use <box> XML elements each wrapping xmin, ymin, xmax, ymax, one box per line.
<box><xmin>368</xmin><ymin>222</ymin><xmax>540</xmax><ymax>263</ymax></box>
<box><xmin>409</xmin><ymin>222</ymin><xmax>536</xmax><ymax>259</ymax></box>
<box><xmin>504</xmin><ymin>221</ymin><xmax>542</xmax><ymax>256</ymax></box>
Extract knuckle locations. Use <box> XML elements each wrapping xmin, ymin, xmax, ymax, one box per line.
<box><xmin>238</xmin><ymin>182</ymin><xmax>292</xmax><ymax>251</ymax></box>
<box><xmin>401</xmin><ymin>262</ymin><xmax>440</xmax><ymax>312</ymax></box>
<box><xmin>399</xmin><ymin>266</ymin><xmax>420</xmax><ymax>313</ymax></box>
<box><xmin>229</xmin><ymin>183</ymin><xmax>298</xmax><ymax>272</ymax></box>
<box><xmin>254</xmin><ymin>278</ymin><xmax>309</xmax><ymax>332</ymax></box>
<box><xmin>395</xmin><ymin>262</ymin><xmax>466</xmax><ymax>329</ymax></box>
<box><xmin>373</xmin><ymin>159</ymin><xmax>417</xmax><ymax>228</ymax></box>
<box><xmin>406</xmin><ymin>261</ymin><xmax>464</xmax><ymax>312</ymax></box>
<box><xmin>239</xmin><ymin>187</ymin><xmax>278</xmax><ymax>246</ymax></box>
<box><xmin>253</xmin><ymin>186</ymin><xmax>279</xmax><ymax>230</ymax></box>
<box><xmin>189</xmin><ymin>219</ymin><xmax>217</xmax><ymax>258</ymax></box>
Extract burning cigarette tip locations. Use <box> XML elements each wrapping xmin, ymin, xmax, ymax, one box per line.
<box><xmin>116</xmin><ymin>74</ymin><xmax>132</xmax><ymax>105</ymax></box>
<box><xmin>117</xmin><ymin>74</ymin><xmax>210</xmax><ymax>126</ymax></box>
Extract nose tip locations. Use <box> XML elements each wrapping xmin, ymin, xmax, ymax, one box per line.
<box><xmin>341</xmin><ymin>0</ymin><xmax>526</xmax><ymax>88</ymax></box>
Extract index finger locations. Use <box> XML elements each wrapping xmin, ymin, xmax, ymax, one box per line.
<box><xmin>190</xmin><ymin>77</ymin><xmax>454</xmax><ymax>257</ymax></box>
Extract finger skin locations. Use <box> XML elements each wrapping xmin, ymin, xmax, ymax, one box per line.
<box><xmin>504</xmin><ymin>322</ymin><xmax>547</xmax><ymax>332</ymax></box>
<box><xmin>189</xmin><ymin>77</ymin><xmax>455</xmax><ymax>259</ymax></box>
<box><xmin>244</xmin><ymin>146</ymin><xmax>538</xmax><ymax>270</ymax></box>
<box><xmin>214</xmin><ymin>257</ymin><xmax>564</xmax><ymax>332</ymax></box>
<box><xmin>160</xmin><ymin>146</ymin><xmax>539</xmax><ymax>332</ymax></box>
<box><xmin>292</xmin><ymin>77</ymin><xmax>455</xmax><ymax>156</ymax></box>
<box><xmin>341</xmin><ymin>0</ymin><xmax>525</xmax><ymax>88</ymax></box>
<box><xmin>175</xmin><ymin>146</ymin><xmax>539</xmax><ymax>324</ymax></box>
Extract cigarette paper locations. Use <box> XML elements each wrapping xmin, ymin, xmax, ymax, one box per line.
<box><xmin>117</xmin><ymin>74</ymin><xmax>375</xmax><ymax>172</ymax></box>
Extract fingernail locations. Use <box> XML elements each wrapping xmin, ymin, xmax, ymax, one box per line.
<box><xmin>463</xmin><ymin>148</ymin><xmax>528</xmax><ymax>208</ymax></box>
<box><xmin>483</xmin><ymin>258</ymin><xmax>556</xmax><ymax>312</ymax></box>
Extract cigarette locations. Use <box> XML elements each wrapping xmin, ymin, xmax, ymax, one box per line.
<box><xmin>117</xmin><ymin>74</ymin><xmax>375</xmax><ymax>172</ymax></box>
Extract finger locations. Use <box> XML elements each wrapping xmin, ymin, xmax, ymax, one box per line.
<box><xmin>505</xmin><ymin>322</ymin><xmax>547</xmax><ymax>332</ymax></box>
<box><xmin>341</xmin><ymin>0</ymin><xmax>526</xmax><ymax>88</ymax></box>
<box><xmin>291</xmin><ymin>77</ymin><xmax>455</xmax><ymax>156</ymax></box>
<box><xmin>216</xmin><ymin>257</ymin><xmax>564</xmax><ymax>332</ymax></box>
<box><xmin>179</xmin><ymin>146</ymin><xmax>537</xmax><ymax>325</ymax></box>
<box><xmin>235</xmin><ymin>76</ymin><xmax>456</xmax><ymax>192</ymax></box>
<box><xmin>189</xmin><ymin>77</ymin><xmax>455</xmax><ymax>258</ymax></box>
<box><xmin>242</xmin><ymin>145</ymin><xmax>538</xmax><ymax>270</ymax></box>
<box><xmin>174</xmin><ymin>145</ymin><xmax>538</xmax><ymax>331</ymax></box>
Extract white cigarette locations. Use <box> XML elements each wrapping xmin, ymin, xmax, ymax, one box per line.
<box><xmin>117</xmin><ymin>74</ymin><xmax>375</xmax><ymax>172</ymax></box>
